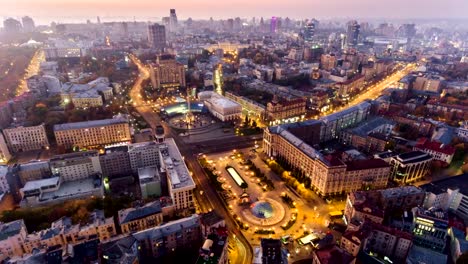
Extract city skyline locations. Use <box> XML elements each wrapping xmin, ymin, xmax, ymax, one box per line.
<box><xmin>1</xmin><ymin>0</ymin><xmax>468</xmax><ymax>25</ymax></box>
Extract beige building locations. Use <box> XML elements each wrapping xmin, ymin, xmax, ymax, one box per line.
<box><xmin>21</xmin><ymin>210</ymin><xmax>115</xmax><ymax>255</ymax></box>
<box><xmin>2</xmin><ymin>124</ymin><xmax>49</xmax><ymax>153</ymax></box>
<box><xmin>118</xmin><ymin>201</ymin><xmax>164</xmax><ymax>234</ymax></box>
<box><xmin>266</xmin><ymin>96</ymin><xmax>306</xmax><ymax>122</ymax></box>
<box><xmin>149</xmin><ymin>56</ymin><xmax>186</xmax><ymax>90</ymax></box>
<box><xmin>0</xmin><ymin>220</ymin><xmax>28</xmax><ymax>258</ymax></box>
<box><xmin>0</xmin><ymin>133</ymin><xmax>11</xmax><ymax>164</ymax></box>
<box><xmin>71</xmin><ymin>94</ymin><xmax>103</xmax><ymax>108</ymax></box>
<box><xmin>54</xmin><ymin>116</ymin><xmax>131</xmax><ymax>149</ymax></box>
<box><xmin>264</xmin><ymin>120</ymin><xmax>390</xmax><ymax>197</ymax></box>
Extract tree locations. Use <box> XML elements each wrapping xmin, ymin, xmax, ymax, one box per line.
<box><xmin>251</xmin><ymin>120</ymin><xmax>257</xmax><ymax>128</ymax></box>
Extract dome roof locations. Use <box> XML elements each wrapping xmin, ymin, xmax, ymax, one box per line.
<box><xmin>251</xmin><ymin>201</ymin><xmax>274</xmax><ymax>219</ymax></box>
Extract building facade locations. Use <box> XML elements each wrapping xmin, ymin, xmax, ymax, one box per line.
<box><xmin>2</xmin><ymin>124</ymin><xmax>49</xmax><ymax>153</ymax></box>
<box><xmin>389</xmin><ymin>151</ymin><xmax>433</xmax><ymax>184</ymax></box>
<box><xmin>118</xmin><ymin>201</ymin><xmax>164</xmax><ymax>234</ymax></box>
<box><xmin>54</xmin><ymin>116</ymin><xmax>131</xmax><ymax>149</ymax></box>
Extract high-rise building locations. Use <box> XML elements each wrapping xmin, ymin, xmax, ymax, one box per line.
<box><xmin>149</xmin><ymin>55</ymin><xmax>186</xmax><ymax>90</ymax></box>
<box><xmin>147</xmin><ymin>23</ymin><xmax>166</xmax><ymax>51</ymax></box>
<box><xmin>303</xmin><ymin>20</ymin><xmax>316</xmax><ymax>43</ymax></box>
<box><xmin>270</xmin><ymin>16</ymin><xmax>277</xmax><ymax>34</ymax></box>
<box><xmin>3</xmin><ymin>18</ymin><xmax>22</xmax><ymax>34</ymax></box>
<box><xmin>21</xmin><ymin>16</ymin><xmax>35</xmax><ymax>32</ymax></box>
<box><xmin>169</xmin><ymin>9</ymin><xmax>178</xmax><ymax>32</ymax></box>
<box><xmin>346</xmin><ymin>20</ymin><xmax>360</xmax><ymax>48</ymax></box>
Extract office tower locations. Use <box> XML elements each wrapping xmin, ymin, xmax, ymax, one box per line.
<box><xmin>303</xmin><ymin>20</ymin><xmax>316</xmax><ymax>43</ymax></box>
<box><xmin>346</xmin><ymin>20</ymin><xmax>360</xmax><ymax>48</ymax></box>
<box><xmin>270</xmin><ymin>16</ymin><xmax>277</xmax><ymax>34</ymax></box>
<box><xmin>227</xmin><ymin>18</ymin><xmax>234</xmax><ymax>32</ymax></box>
<box><xmin>3</xmin><ymin>18</ymin><xmax>22</xmax><ymax>34</ymax></box>
<box><xmin>147</xmin><ymin>23</ymin><xmax>166</xmax><ymax>51</ymax></box>
<box><xmin>21</xmin><ymin>16</ymin><xmax>35</xmax><ymax>32</ymax></box>
<box><xmin>169</xmin><ymin>8</ymin><xmax>178</xmax><ymax>32</ymax></box>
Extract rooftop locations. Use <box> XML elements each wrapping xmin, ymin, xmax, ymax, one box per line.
<box><xmin>133</xmin><ymin>214</ymin><xmax>200</xmax><ymax>241</ymax></box>
<box><xmin>415</xmin><ymin>138</ymin><xmax>456</xmax><ymax>156</ymax></box>
<box><xmin>138</xmin><ymin>166</ymin><xmax>160</xmax><ymax>184</ymax></box>
<box><xmin>161</xmin><ymin>138</ymin><xmax>196</xmax><ymax>191</ymax></box>
<box><xmin>40</xmin><ymin>178</ymin><xmax>101</xmax><ymax>202</ymax></box>
<box><xmin>0</xmin><ymin>219</ymin><xmax>25</xmax><ymax>240</ymax></box>
<box><xmin>347</xmin><ymin>116</ymin><xmax>395</xmax><ymax>137</ymax></box>
<box><xmin>196</xmin><ymin>228</ymin><xmax>228</xmax><ymax>264</ymax></box>
<box><xmin>320</xmin><ymin>101</ymin><xmax>371</xmax><ymax>124</ymax></box>
<box><xmin>379</xmin><ymin>185</ymin><xmax>424</xmax><ymax>199</ymax></box>
<box><xmin>314</xmin><ymin>245</ymin><xmax>355</xmax><ymax>264</ymax></box>
<box><xmin>420</xmin><ymin>173</ymin><xmax>468</xmax><ymax>196</ymax></box>
<box><xmin>118</xmin><ymin>201</ymin><xmax>162</xmax><ymax>224</ymax></box>
<box><xmin>345</xmin><ymin>159</ymin><xmax>390</xmax><ymax>171</ymax></box>
<box><xmin>22</xmin><ymin>177</ymin><xmax>60</xmax><ymax>193</ymax></box>
<box><xmin>53</xmin><ymin>116</ymin><xmax>128</xmax><ymax>132</ymax></box>
<box><xmin>395</xmin><ymin>151</ymin><xmax>432</xmax><ymax>164</ymax></box>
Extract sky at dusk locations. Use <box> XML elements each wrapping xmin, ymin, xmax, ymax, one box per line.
<box><xmin>1</xmin><ymin>0</ymin><xmax>468</xmax><ymax>24</ymax></box>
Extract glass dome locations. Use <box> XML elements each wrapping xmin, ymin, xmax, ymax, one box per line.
<box><xmin>250</xmin><ymin>201</ymin><xmax>274</xmax><ymax>219</ymax></box>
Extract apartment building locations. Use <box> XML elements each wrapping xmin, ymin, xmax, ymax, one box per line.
<box><xmin>389</xmin><ymin>151</ymin><xmax>433</xmax><ymax>184</ymax></box>
<box><xmin>50</xmin><ymin>151</ymin><xmax>102</xmax><ymax>181</ymax></box>
<box><xmin>0</xmin><ymin>220</ymin><xmax>28</xmax><ymax>258</ymax></box>
<box><xmin>13</xmin><ymin>160</ymin><xmax>51</xmax><ymax>186</ymax></box>
<box><xmin>264</xmin><ymin>117</ymin><xmax>390</xmax><ymax>197</ymax></box>
<box><xmin>265</xmin><ymin>96</ymin><xmax>306</xmax><ymax>122</ymax></box>
<box><xmin>344</xmin><ymin>186</ymin><xmax>425</xmax><ymax>226</ymax></box>
<box><xmin>118</xmin><ymin>201</ymin><xmax>164</xmax><ymax>234</ymax></box>
<box><xmin>54</xmin><ymin>116</ymin><xmax>131</xmax><ymax>149</ymax></box>
<box><xmin>133</xmin><ymin>214</ymin><xmax>202</xmax><ymax>259</ymax></box>
<box><xmin>149</xmin><ymin>55</ymin><xmax>186</xmax><ymax>90</ymax></box>
<box><xmin>341</xmin><ymin>222</ymin><xmax>413</xmax><ymax>263</ymax></box>
<box><xmin>413</xmin><ymin>138</ymin><xmax>455</xmax><ymax>164</ymax></box>
<box><xmin>2</xmin><ymin>124</ymin><xmax>49</xmax><ymax>153</ymax></box>
<box><xmin>319</xmin><ymin>101</ymin><xmax>371</xmax><ymax>142</ymax></box>
<box><xmin>99</xmin><ymin>146</ymin><xmax>132</xmax><ymax>178</ymax></box>
<box><xmin>161</xmin><ymin>138</ymin><xmax>196</xmax><ymax>210</ymax></box>
<box><xmin>128</xmin><ymin>141</ymin><xmax>162</xmax><ymax>172</ymax></box>
<box><xmin>420</xmin><ymin>173</ymin><xmax>468</xmax><ymax>220</ymax></box>
<box><xmin>340</xmin><ymin>116</ymin><xmax>395</xmax><ymax>153</ymax></box>
<box><xmin>20</xmin><ymin>210</ymin><xmax>115</xmax><ymax>255</ymax></box>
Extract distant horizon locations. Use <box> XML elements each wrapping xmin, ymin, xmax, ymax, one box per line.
<box><xmin>1</xmin><ymin>0</ymin><xmax>467</xmax><ymax>26</ymax></box>
<box><xmin>2</xmin><ymin>15</ymin><xmax>468</xmax><ymax>27</ymax></box>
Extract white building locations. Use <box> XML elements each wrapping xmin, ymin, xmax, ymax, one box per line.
<box><xmin>2</xmin><ymin>124</ymin><xmax>50</xmax><ymax>153</ymax></box>
<box><xmin>0</xmin><ymin>220</ymin><xmax>28</xmax><ymax>258</ymax></box>
<box><xmin>198</xmin><ymin>91</ymin><xmax>242</xmax><ymax>122</ymax></box>
<box><xmin>20</xmin><ymin>176</ymin><xmax>104</xmax><ymax>207</ymax></box>
<box><xmin>161</xmin><ymin>138</ymin><xmax>196</xmax><ymax>210</ymax></box>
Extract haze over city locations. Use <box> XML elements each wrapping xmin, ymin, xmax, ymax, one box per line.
<box><xmin>1</xmin><ymin>0</ymin><xmax>468</xmax><ymax>24</ymax></box>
